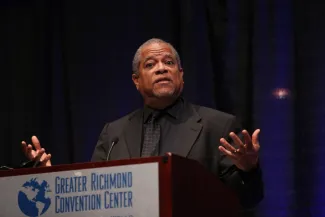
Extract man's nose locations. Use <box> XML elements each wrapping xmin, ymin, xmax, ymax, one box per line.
<box><xmin>155</xmin><ymin>62</ymin><xmax>168</xmax><ymax>74</ymax></box>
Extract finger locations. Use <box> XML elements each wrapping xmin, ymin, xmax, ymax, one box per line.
<box><xmin>34</xmin><ymin>148</ymin><xmax>45</xmax><ymax>162</ymax></box>
<box><xmin>220</xmin><ymin>138</ymin><xmax>237</xmax><ymax>153</ymax></box>
<box><xmin>31</xmin><ymin>136</ymin><xmax>41</xmax><ymax>150</ymax></box>
<box><xmin>26</xmin><ymin>145</ymin><xmax>35</xmax><ymax>159</ymax></box>
<box><xmin>21</xmin><ymin>141</ymin><xmax>32</xmax><ymax>152</ymax></box>
<box><xmin>40</xmin><ymin>152</ymin><xmax>51</xmax><ymax>161</ymax></box>
<box><xmin>45</xmin><ymin>154</ymin><xmax>52</xmax><ymax>166</ymax></box>
<box><xmin>22</xmin><ymin>141</ymin><xmax>35</xmax><ymax>159</ymax></box>
<box><xmin>252</xmin><ymin>129</ymin><xmax>261</xmax><ymax>149</ymax></box>
<box><xmin>229</xmin><ymin>132</ymin><xmax>246</xmax><ymax>151</ymax></box>
<box><xmin>218</xmin><ymin>146</ymin><xmax>237</xmax><ymax>160</ymax></box>
<box><xmin>40</xmin><ymin>154</ymin><xmax>52</xmax><ymax>166</ymax></box>
<box><xmin>242</xmin><ymin>130</ymin><xmax>253</xmax><ymax>150</ymax></box>
<box><xmin>40</xmin><ymin>153</ymin><xmax>47</xmax><ymax>161</ymax></box>
<box><xmin>21</xmin><ymin>141</ymin><xmax>28</xmax><ymax>154</ymax></box>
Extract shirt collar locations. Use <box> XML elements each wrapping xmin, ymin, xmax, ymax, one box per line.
<box><xmin>143</xmin><ymin>97</ymin><xmax>184</xmax><ymax>123</ymax></box>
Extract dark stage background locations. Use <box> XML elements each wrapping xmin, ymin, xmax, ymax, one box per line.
<box><xmin>1</xmin><ymin>0</ymin><xmax>325</xmax><ymax>216</ymax></box>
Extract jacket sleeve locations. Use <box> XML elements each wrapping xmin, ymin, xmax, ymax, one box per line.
<box><xmin>91</xmin><ymin>123</ymin><xmax>110</xmax><ymax>162</ymax></box>
<box><xmin>218</xmin><ymin>117</ymin><xmax>264</xmax><ymax>209</ymax></box>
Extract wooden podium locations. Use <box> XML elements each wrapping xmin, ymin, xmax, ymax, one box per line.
<box><xmin>0</xmin><ymin>153</ymin><xmax>240</xmax><ymax>217</ymax></box>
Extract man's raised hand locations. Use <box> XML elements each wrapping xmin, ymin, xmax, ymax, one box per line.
<box><xmin>21</xmin><ymin>136</ymin><xmax>52</xmax><ymax>167</ymax></box>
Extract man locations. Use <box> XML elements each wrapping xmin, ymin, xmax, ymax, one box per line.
<box><xmin>22</xmin><ymin>38</ymin><xmax>263</xmax><ymax>210</ymax></box>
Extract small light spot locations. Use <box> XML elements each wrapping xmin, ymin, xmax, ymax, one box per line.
<box><xmin>272</xmin><ymin>88</ymin><xmax>290</xmax><ymax>99</ymax></box>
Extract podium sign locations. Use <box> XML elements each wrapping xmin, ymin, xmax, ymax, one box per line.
<box><xmin>0</xmin><ymin>154</ymin><xmax>241</xmax><ymax>217</ymax></box>
<box><xmin>0</xmin><ymin>162</ymin><xmax>159</xmax><ymax>217</ymax></box>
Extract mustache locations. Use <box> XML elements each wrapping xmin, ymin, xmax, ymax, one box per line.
<box><xmin>153</xmin><ymin>76</ymin><xmax>173</xmax><ymax>84</ymax></box>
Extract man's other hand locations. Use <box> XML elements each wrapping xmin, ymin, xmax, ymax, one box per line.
<box><xmin>21</xmin><ymin>136</ymin><xmax>52</xmax><ymax>167</ymax></box>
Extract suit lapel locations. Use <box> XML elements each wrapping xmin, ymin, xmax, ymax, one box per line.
<box><xmin>123</xmin><ymin>109</ymin><xmax>143</xmax><ymax>158</ymax></box>
<box><xmin>161</xmin><ymin>102</ymin><xmax>202</xmax><ymax>157</ymax></box>
<box><xmin>123</xmin><ymin>102</ymin><xmax>202</xmax><ymax>158</ymax></box>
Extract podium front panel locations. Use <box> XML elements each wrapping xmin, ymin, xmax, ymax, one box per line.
<box><xmin>0</xmin><ymin>162</ymin><xmax>159</xmax><ymax>217</ymax></box>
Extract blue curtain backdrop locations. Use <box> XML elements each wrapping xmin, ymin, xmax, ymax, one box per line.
<box><xmin>1</xmin><ymin>0</ymin><xmax>325</xmax><ymax>216</ymax></box>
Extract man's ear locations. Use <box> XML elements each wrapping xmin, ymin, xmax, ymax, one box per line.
<box><xmin>132</xmin><ymin>73</ymin><xmax>139</xmax><ymax>90</ymax></box>
<box><xmin>179</xmin><ymin>68</ymin><xmax>184</xmax><ymax>81</ymax></box>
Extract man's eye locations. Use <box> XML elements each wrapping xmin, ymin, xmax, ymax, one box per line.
<box><xmin>145</xmin><ymin>63</ymin><xmax>154</xmax><ymax>68</ymax></box>
<box><xmin>166</xmin><ymin>60</ymin><xmax>174</xmax><ymax>65</ymax></box>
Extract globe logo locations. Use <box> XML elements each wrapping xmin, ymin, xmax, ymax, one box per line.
<box><xmin>18</xmin><ymin>178</ymin><xmax>52</xmax><ymax>217</ymax></box>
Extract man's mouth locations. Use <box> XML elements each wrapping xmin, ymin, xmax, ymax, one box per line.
<box><xmin>154</xmin><ymin>78</ymin><xmax>172</xmax><ymax>84</ymax></box>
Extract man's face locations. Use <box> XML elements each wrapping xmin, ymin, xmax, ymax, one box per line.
<box><xmin>132</xmin><ymin>43</ymin><xmax>184</xmax><ymax>100</ymax></box>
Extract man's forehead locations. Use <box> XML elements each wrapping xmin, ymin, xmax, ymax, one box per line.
<box><xmin>143</xmin><ymin>52</ymin><xmax>174</xmax><ymax>61</ymax></box>
<box><xmin>141</xmin><ymin>43</ymin><xmax>174</xmax><ymax>59</ymax></box>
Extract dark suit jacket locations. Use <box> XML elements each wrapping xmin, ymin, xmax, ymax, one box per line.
<box><xmin>91</xmin><ymin>100</ymin><xmax>264</xmax><ymax>210</ymax></box>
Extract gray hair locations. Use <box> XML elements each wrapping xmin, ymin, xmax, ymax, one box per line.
<box><xmin>132</xmin><ymin>38</ymin><xmax>182</xmax><ymax>75</ymax></box>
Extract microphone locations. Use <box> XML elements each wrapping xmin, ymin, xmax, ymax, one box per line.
<box><xmin>106</xmin><ymin>137</ymin><xmax>119</xmax><ymax>161</ymax></box>
<box><xmin>0</xmin><ymin>165</ymin><xmax>13</xmax><ymax>170</ymax></box>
